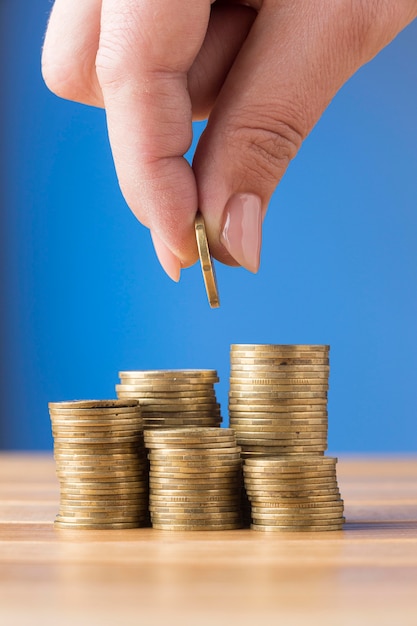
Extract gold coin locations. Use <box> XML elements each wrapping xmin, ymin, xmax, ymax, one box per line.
<box><xmin>230</xmin><ymin>415</ymin><xmax>327</xmax><ymax>424</ymax></box>
<box><xmin>119</xmin><ymin>369</ymin><xmax>218</xmax><ymax>378</ymax></box>
<box><xmin>144</xmin><ymin>427</ymin><xmax>232</xmax><ymax>438</ymax></box>
<box><xmin>236</xmin><ymin>434</ymin><xmax>327</xmax><ymax>444</ymax></box>
<box><xmin>149</xmin><ymin>482</ymin><xmax>240</xmax><ymax>492</ymax></box>
<box><xmin>52</xmin><ymin>425</ymin><xmax>143</xmax><ymax>435</ymax></box>
<box><xmin>250</xmin><ymin>523</ymin><xmax>343</xmax><ymax>532</ymax></box>
<box><xmin>149</xmin><ymin>486</ymin><xmax>238</xmax><ymax>494</ymax></box>
<box><xmin>229</xmin><ymin>384</ymin><xmax>329</xmax><ymax>396</ymax></box>
<box><xmin>245</xmin><ymin>455</ymin><xmax>336</xmax><ymax>466</ymax></box>
<box><xmin>151</xmin><ymin>511</ymin><xmax>240</xmax><ymax>525</ymax></box>
<box><xmin>195</xmin><ymin>211</ymin><xmax>220</xmax><ymax>308</ymax></box>
<box><xmin>251</xmin><ymin>499</ymin><xmax>343</xmax><ymax>509</ymax></box>
<box><xmin>54</xmin><ymin>521</ymin><xmax>144</xmax><ymax>530</ymax></box>
<box><xmin>251</xmin><ymin>504</ymin><xmax>343</xmax><ymax>519</ymax></box>
<box><xmin>229</xmin><ymin>392</ymin><xmax>327</xmax><ymax>400</ymax></box>
<box><xmin>230</xmin><ymin>365</ymin><xmax>330</xmax><ymax>373</ymax></box>
<box><xmin>231</xmin><ymin>424</ymin><xmax>328</xmax><ymax>433</ymax></box>
<box><xmin>58</xmin><ymin>510</ymin><xmax>148</xmax><ymax>520</ymax></box>
<box><xmin>151</xmin><ymin>522</ymin><xmax>242</xmax><ymax>530</ymax></box>
<box><xmin>115</xmin><ymin>388</ymin><xmax>216</xmax><ymax>398</ymax></box>
<box><xmin>230</xmin><ymin>377</ymin><xmax>328</xmax><ymax>385</ymax></box>
<box><xmin>149</xmin><ymin>461</ymin><xmax>241</xmax><ymax>470</ymax></box>
<box><xmin>239</xmin><ymin>445</ymin><xmax>326</xmax><ymax>453</ymax></box>
<box><xmin>244</xmin><ymin>468</ymin><xmax>336</xmax><ymax>478</ymax></box>
<box><xmin>149</xmin><ymin>469</ymin><xmax>240</xmax><ymax>478</ymax></box>
<box><xmin>53</xmin><ymin>437</ymin><xmax>142</xmax><ymax>445</ymax></box>
<box><xmin>148</xmin><ymin>448</ymin><xmax>241</xmax><ymax>459</ymax></box>
<box><xmin>246</xmin><ymin>476</ymin><xmax>338</xmax><ymax>485</ymax></box>
<box><xmin>142</xmin><ymin>415</ymin><xmax>222</xmax><ymax>424</ymax></box>
<box><xmin>59</xmin><ymin>503</ymin><xmax>146</xmax><ymax>513</ymax></box>
<box><xmin>149</xmin><ymin>492</ymin><xmax>240</xmax><ymax>502</ymax></box>
<box><xmin>56</xmin><ymin>462</ymin><xmax>147</xmax><ymax>473</ymax></box>
<box><xmin>252</xmin><ymin>493</ymin><xmax>342</xmax><ymax>503</ymax></box>
<box><xmin>149</xmin><ymin>502</ymin><xmax>241</xmax><ymax>511</ymax></box>
<box><xmin>244</xmin><ymin>467</ymin><xmax>335</xmax><ymax>477</ymax></box>
<box><xmin>54</xmin><ymin>439</ymin><xmax>144</xmax><ymax>454</ymax></box>
<box><xmin>229</xmin><ymin>371</ymin><xmax>329</xmax><ymax>380</ymax></box>
<box><xmin>251</xmin><ymin>512</ymin><xmax>344</xmax><ymax>522</ymax></box>
<box><xmin>54</xmin><ymin>455</ymin><xmax>146</xmax><ymax>465</ymax></box>
<box><xmin>231</xmin><ymin>358</ymin><xmax>329</xmax><ymax>366</ymax></box>
<box><xmin>50</xmin><ymin>419</ymin><xmax>143</xmax><ymax>429</ymax></box>
<box><xmin>236</xmin><ymin>432</ymin><xmax>327</xmax><ymax>441</ymax></box>
<box><xmin>230</xmin><ymin>344</ymin><xmax>329</xmax><ymax>351</ymax></box>
<box><xmin>59</xmin><ymin>477</ymin><xmax>147</xmax><ymax>487</ymax></box>
<box><xmin>246</xmin><ymin>487</ymin><xmax>340</xmax><ymax>496</ymax></box>
<box><xmin>49</xmin><ymin>400</ymin><xmax>138</xmax><ymax>410</ymax></box>
<box><xmin>59</xmin><ymin>488</ymin><xmax>148</xmax><ymax>497</ymax></box>
<box><xmin>229</xmin><ymin>402</ymin><xmax>327</xmax><ymax>411</ymax></box>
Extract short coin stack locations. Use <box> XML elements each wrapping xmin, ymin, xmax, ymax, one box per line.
<box><xmin>229</xmin><ymin>345</ymin><xmax>330</xmax><ymax>456</ymax></box>
<box><xmin>49</xmin><ymin>400</ymin><xmax>149</xmax><ymax>529</ymax></box>
<box><xmin>144</xmin><ymin>428</ymin><xmax>243</xmax><ymax>530</ymax></box>
<box><xmin>116</xmin><ymin>370</ymin><xmax>222</xmax><ymax>430</ymax></box>
<box><xmin>244</xmin><ymin>456</ymin><xmax>344</xmax><ymax>531</ymax></box>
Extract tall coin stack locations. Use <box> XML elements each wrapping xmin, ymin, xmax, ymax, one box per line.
<box><xmin>229</xmin><ymin>344</ymin><xmax>344</xmax><ymax>530</ymax></box>
<box><xmin>244</xmin><ymin>456</ymin><xmax>344</xmax><ymax>531</ymax></box>
<box><xmin>116</xmin><ymin>370</ymin><xmax>222</xmax><ymax>429</ymax></box>
<box><xmin>229</xmin><ymin>345</ymin><xmax>330</xmax><ymax>456</ymax></box>
<box><xmin>49</xmin><ymin>400</ymin><xmax>149</xmax><ymax>529</ymax></box>
<box><xmin>144</xmin><ymin>428</ymin><xmax>243</xmax><ymax>530</ymax></box>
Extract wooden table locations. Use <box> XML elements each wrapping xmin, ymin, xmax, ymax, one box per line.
<box><xmin>0</xmin><ymin>454</ymin><xmax>416</xmax><ymax>625</ymax></box>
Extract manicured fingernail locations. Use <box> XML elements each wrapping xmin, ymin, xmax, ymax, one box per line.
<box><xmin>150</xmin><ymin>231</ymin><xmax>181</xmax><ymax>282</ymax></box>
<box><xmin>220</xmin><ymin>193</ymin><xmax>262</xmax><ymax>273</ymax></box>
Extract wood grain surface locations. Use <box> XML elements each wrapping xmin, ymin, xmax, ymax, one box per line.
<box><xmin>0</xmin><ymin>453</ymin><xmax>416</xmax><ymax>625</ymax></box>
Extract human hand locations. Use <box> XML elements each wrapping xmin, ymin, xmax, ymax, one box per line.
<box><xmin>42</xmin><ymin>0</ymin><xmax>417</xmax><ymax>281</ymax></box>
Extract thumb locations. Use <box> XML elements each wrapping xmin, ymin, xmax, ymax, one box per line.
<box><xmin>193</xmin><ymin>0</ymin><xmax>417</xmax><ymax>273</ymax></box>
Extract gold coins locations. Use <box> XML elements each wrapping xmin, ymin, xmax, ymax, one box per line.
<box><xmin>116</xmin><ymin>370</ymin><xmax>222</xmax><ymax>430</ymax></box>
<box><xmin>229</xmin><ymin>345</ymin><xmax>331</xmax><ymax>457</ymax></box>
<box><xmin>243</xmin><ymin>455</ymin><xmax>344</xmax><ymax>531</ymax></box>
<box><xmin>229</xmin><ymin>344</ymin><xmax>345</xmax><ymax>530</ymax></box>
<box><xmin>145</xmin><ymin>427</ymin><xmax>242</xmax><ymax>530</ymax></box>
<box><xmin>49</xmin><ymin>399</ymin><xmax>149</xmax><ymax>530</ymax></box>
<box><xmin>195</xmin><ymin>211</ymin><xmax>220</xmax><ymax>308</ymax></box>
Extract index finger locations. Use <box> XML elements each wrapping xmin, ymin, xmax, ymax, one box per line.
<box><xmin>96</xmin><ymin>0</ymin><xmax>213</xmax><ymax>269</ymax></box>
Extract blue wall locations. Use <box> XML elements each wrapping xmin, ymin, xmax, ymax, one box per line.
<box><xmin>1</xmin><ymin>2</ymin><xmax>416</xmax><ymax>451</ymax></box>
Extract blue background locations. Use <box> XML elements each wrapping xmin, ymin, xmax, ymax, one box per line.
<box><xmin>1</xmin><ymin>2</ymin><xmax>416</xmax><ymax>451</ymax></box>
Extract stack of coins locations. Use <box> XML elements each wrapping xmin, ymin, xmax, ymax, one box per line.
<box><xmin>244</xmin><ymin>456</ymin><xmax>344</xmax><ymax>531</ymax></box>
<box><xmin>144</xmin><ymin>428</ymin><xmax>243</xmax><ymax>530</ymax></box>
<box><xmin>116</xmin><ymin>370</ymin><xmax>222</xmax><ymax>429</ymax></box>
<box><xmin>49</xmin><ymin>400</ymin><xmax>149</xmax><ymax>529</ymax></box>
<box><xmin>229</xmin><ymin>345</ymin><xmax>330</xmax><ymax>456</ymax></box>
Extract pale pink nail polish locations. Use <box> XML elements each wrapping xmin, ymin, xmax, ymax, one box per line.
<box><xmin>151</xmin><ymin>231</ymin><xmax>181</xmax><ymax>282</ymax></box>
<box><xmin>220</xmin><ymin>193</ymin><xmax>262</xmax><ymax>273</ymax></box>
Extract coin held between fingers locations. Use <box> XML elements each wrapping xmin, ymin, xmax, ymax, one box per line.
<box><xmin>195</xmin><ymin>212</ymin><xmax>220</xmax><ymax>308</ymax></box>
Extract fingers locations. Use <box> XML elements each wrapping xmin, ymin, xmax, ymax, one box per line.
<box><xmin>42</xmin><ymin>0</ymin><xmax>258</xmax><ymax>276</ymax></box>
<box><xmin>194</xmin><ymin>0</ymin><xmax>417</xmax><ymax>272</ymax></box>
<box><xmin>188</xmin><ymin>4</ymin><xmax>257</xmax><ymax>120</ymax></box>
<box><xmin>95</xmin><ymin>0</ymin><xmax>216</xmax><ymax>271</ymax></box>
<box><xmin>42</xmin><ymin>0</ymin><xmax>103</xmax><ymax>107</ymax></box>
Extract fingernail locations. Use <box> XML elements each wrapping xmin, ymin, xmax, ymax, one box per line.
<box><xmin>220</xmin><ymin>193</ymin><xmax>262</xmax><ymax>273</ymax></box>
<box><xmin>150</xmin><ymin>231</ymin><xmax>181</xmax><ymax>282</ymax></box>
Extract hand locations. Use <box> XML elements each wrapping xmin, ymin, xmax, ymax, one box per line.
<box><xmin>42</xmin><ymin>0</ymin><xmax>417</xmax><ymax>281</ymax></box>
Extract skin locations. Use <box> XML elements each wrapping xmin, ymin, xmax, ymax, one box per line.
<box><xmin>42</xmin><ymin>0</ymin><xmax>417</xmax><ymax>279</ymax></box>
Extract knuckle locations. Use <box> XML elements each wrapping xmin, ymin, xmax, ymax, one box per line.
<box><xmin>42</xmin><ymin>41</ymin><xmax>96</xmax><ymax>103</ymax></box>
<box><xmin>95</xmin><ymin>33</ymin><xmax>133</xmax><ymax>90</ymax></box>
<box><xmin>227</xmin><ymin>109</ymin><xmax>303</xmax><ymax>184</ymax></box>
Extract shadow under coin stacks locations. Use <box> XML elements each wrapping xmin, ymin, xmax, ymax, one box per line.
<box><xmin>144</xmin><ymin>428</ymin><xmax>243</xmax><ymax>530</ymax></box>
<box><xmin>116</xmin><ymin>370</ymin><xmax>222</xmax><ymax>429</ymax></box>
<box><xmin>49</xmin><ymin>400</ymin><xmax>149</xmax><ymax>529</ymax></box>
<box><xmin>244</xmin><ymin>456</ymin><xmax>345</xmax><ymax>531</ymax></box>
<box><xmin>229</xmin><ymin>345</ymin><xmax>330</xmax><ymax>457</ymax></box>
